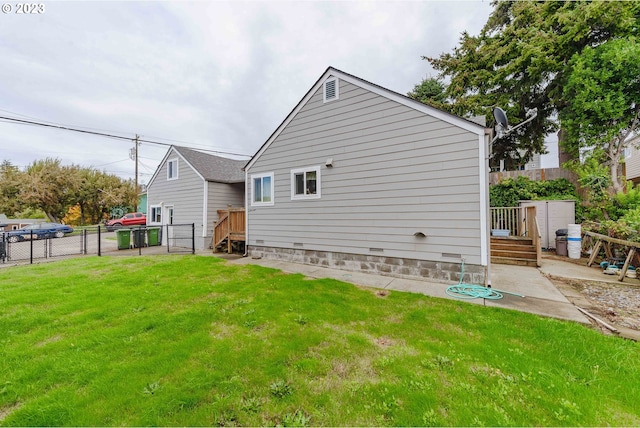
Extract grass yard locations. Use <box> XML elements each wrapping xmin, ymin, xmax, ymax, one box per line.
<box><xmin>0</xmin><ymin>255</ymin><xmax>639</xmax><ymax>426</ymax></box>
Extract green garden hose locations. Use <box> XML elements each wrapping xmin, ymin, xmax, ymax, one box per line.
<box><xmin>445</xmin><ymin>259</ymin><xmax>525</xmax><ymax>300</ymax></box>
<box><xmin>446</xmin><ymin>284</ymin><xmax>506</xmax><ymax>300</ymax></box>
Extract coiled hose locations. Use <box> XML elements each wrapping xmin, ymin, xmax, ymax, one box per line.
<box><xmin>445</xmin><ymin>259</ymin><xmax>524</xmax><ymax>300</ymax></box>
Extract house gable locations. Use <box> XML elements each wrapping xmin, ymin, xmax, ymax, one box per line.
<box><xmin>245</xmin><ymin>67</ymin><xmax>486</xmax><ymax>171</ymax></box>
<box><xmin>147</xmin><ymin>147</ymin><xmax>204</xmax><ymax>189</ymax></box>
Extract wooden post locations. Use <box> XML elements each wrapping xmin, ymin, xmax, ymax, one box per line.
<box><xmin>586</xmin><ymin>239</ymin><xmax>603</xmax><ymax>267</ymax></box>
<box><xmin>618</xmin><ymin>247</ymin><xmax>636</xmax><ymax>282</ymax></box>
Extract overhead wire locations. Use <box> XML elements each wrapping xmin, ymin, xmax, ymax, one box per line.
<box><xmin>0</xmin><ymin>114</ymin><xmax>253</xmax><ymax>157</ymax></box>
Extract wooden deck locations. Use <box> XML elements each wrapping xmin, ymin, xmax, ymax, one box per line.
<box><xmin>490</xmin><ymin>206</ymin><xmax>541</xmax><ymax>267</ymax></box>
<box><xmin>213</xmin><ymin>208</ymin><xmax>245</xmax><ymax>253</ymax></box>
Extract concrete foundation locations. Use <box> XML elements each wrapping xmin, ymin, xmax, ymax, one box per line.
<box><xmin>247</xmin><ymin>246</ymin><xmax>486</xmax><ymax>284</ymax></box>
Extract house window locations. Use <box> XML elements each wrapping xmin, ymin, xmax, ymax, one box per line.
<box><xmin>291</xmin><ymin>166</ymin><xmax>321</xmax><ymax>200</ymax></box>
<box><xmin>150</xmin><ymin>205</ymin><xmax>162</xmax><ymax>224</ymax></box>
<box><xmin>323</xmin><ymin>77</ymin><xmax>339</xmax><ymax>103</ymax></box>
<box><xmin>252</xmin><ymin>172</ymin><xmax>274</xmax><ymax>206</ymax></box>
<box><xmin>167</xmin><ymin>158</ymin><xmax>178</xmax><ymax>180</ymax></box>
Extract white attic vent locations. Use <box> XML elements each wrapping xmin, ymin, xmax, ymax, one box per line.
<box><xmin>323</xmin><ymin>77</ymin><xmax>339</xmax><ymax>103</ymax></box>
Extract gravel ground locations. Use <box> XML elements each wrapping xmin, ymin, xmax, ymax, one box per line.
<box><xmin>548</xmin><ymin>274</ymin><xmax>640</xmax><ymax>338</ymax></box>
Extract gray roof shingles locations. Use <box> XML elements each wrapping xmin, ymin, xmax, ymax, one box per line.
<box><xmin>173</xmin><ymin>146</ymin><xmax>245</xmax><ymax>183</ymax></box>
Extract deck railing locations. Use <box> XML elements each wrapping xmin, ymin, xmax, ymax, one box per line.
<box><xmin>213</xmin><ymin>207</ymin><xmax>246</xmax><ymax>253</ymax></box>
<box><xmin>491</xmin><ymin>206</ymin><xmax>541</xmax><ymax>266</ymax></box>
<box><xmin>490</xmin><ymin>206</ymin><xmax>527</xmax><ymax>236</ymax></box>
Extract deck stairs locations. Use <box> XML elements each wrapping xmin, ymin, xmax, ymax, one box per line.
<box><xmin>490</xmin><ymin>205</ymin><xmax>541</xmax><ymax>267</ymax></box>
<box><xmin>490</xmin><ymin>236</ymin><xmax>538</xmax><ymax>267</ymax></box>
<box><xmin>213</xmin><ymin>207</ymin><xmax>246</xmax><ymax>254</ymax></box>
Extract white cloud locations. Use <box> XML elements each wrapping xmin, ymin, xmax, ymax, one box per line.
<box><xmin>0</xmin><ymin>0</ymin><xmax>492</xmax><ymax>182</ymax></box>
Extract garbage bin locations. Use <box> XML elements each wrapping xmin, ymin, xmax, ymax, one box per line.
<box><xmin>555</xmin><ymin>228</ymin><xmax>568</xmax><ymax>257</ymax></box>
<box><xmin>132</xmin><ymin>228</ymin><xmax>146</xmax><ymax>248</ymax></box>
<box><xmin>116</xmin><ymin>229</ymin><xmax>131</xmax><ymax>250</ymax></box>
<box><xmin>147</xmin><ymin>227</ymin><xmax>160</xmax><ymax>246</ymax></box>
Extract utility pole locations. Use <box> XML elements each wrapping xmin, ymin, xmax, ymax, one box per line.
<box><xmin>131</xmin><ymin>134</ymin><xmax>139</xmax><ymax>212</ymax></box>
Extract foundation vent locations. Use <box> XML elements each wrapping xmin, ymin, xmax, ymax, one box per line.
<box><xmin>442</xmin><ymin>253</ymin><xmax>462</xmax><ymax>259</ymax></box>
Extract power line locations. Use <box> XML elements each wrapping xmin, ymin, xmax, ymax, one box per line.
<box><xmin>0</xmin><ymin>115</ymin><xmax>253</xmax><ymax>158</ymax></box>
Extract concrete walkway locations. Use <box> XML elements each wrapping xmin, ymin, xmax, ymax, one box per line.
<box><xmin>227</xmin><ymin>255</ymin><xmax>591</xmax><ymax>325</ymax></box>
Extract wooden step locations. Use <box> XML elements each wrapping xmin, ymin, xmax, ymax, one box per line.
<box><xmin>491</xmin><ymin>256</ymin><xmax>538</xmax><ymax>267</ymax></box>
<box><xmin>491</xmin><ymin>243</ymin><xmax>537</xmax><ymax>252</ymax></box>
<box><xmin>490</xmin><ymin>235</ymin><xmax>538</xmax><ymax>266</ymax></box>
<box><xmin>491</xmin><ymin>249</ymin><xmax>537</xmax><ymax>260</ymax></box>
<box><xmin>491</xmin><ymin>236</ymin><xmax>533</xmax><ymax>245</ymax></box>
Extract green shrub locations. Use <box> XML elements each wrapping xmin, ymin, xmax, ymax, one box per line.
<box><xmin>490</xmin><ymin>176</ymin><xmax>579</xmax><ymax>207</ymax></box>
<box><xmin>610</xmin><ymin>183</ymin><xmax>640</xmax><ymax>220</ymax></box>
<box><xmin>581</xmin><ymin>218</ymin><xmax>640</xmax><ymax>242</ymax></box>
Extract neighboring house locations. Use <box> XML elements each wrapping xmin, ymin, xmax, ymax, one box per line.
<box><xmin>146</xmin><ymin>145</ymin><xmax>245</xmax><ymax>250</ymax></box>
<box><xmin>138</xmin><ymin>192</ymin><xmax>147</xmax><ymax>215</ymax></box>
<box><xmin>624</xmin><ymin>146</ymin><xmax>640</xmax><ymax>185</ymax></box>
<box><xmin>491</xmin><ymin>141</ymin><xmax>558</xmax><ymax>172</ymax></box>
<box><xmin>244</xmin><ymin>67</ymin><xmax>491</xmax><ymax>285</ymax></box>
<box><xmin>0</xmin><ymin>214</ymin><xmax>39</xmax><ymax>231</ymax></box>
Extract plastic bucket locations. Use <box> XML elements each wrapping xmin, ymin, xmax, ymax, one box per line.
<box><xmin>567</xmin><ymin>223</ymin><xmax>582</xmax><ymax>259</ymax></box>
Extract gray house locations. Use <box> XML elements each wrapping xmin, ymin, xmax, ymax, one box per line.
<box><xmin>146</xmin><ymin>145</ymin><xmax>245</xmax><ymax>250</ymax></box>
<box><xmin>244</xmin><ymin>67</ymin><xmax>491</xmax><ymax>284</ymax></box>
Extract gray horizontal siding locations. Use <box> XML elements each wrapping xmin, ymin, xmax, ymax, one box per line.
<box><xmin>248</xmin><ymin>79</ymin><xmax>483</xmax><ymax>264</ymax></box>
<box><xmin>209</xmin><ymin>182</ymin><xmax>245</xmax><ymax>219</ymax></box>
<box><xmin>207</xmin><ymin>181</ymin><xmax>245</xmax><ymax>240</ymax></box>
<box><xmin>147</xmin><ymin>149</ymin><xmax>206</xmax><ymax>248</ymax></box>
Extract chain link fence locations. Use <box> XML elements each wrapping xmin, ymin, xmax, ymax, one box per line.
<box><xmin>0</xmin><ymin>223</ymin><xmax>195</xmax><ymax>266</ymax></box>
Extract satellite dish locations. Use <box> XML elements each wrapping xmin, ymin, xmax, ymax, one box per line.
<box><xmin>493</xmin><ymin>107</ymin><xmax>509</xmax><ymax>128</ymax></box>
<box><xmin>491</xmin><ymin>105</ymin><xmax>537</xmax><ymax>143</ymax></box>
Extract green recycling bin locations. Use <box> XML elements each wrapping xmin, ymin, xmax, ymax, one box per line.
<box><xmin>116</xmin><ymin>229</ymin><xmax>131</xmax><ymax>250</ymax></box>
<box><xmin>147</xmin><ymin>227</ymin><xmax>160</xmax><ymax>246</ymax></box>
<box><xmin>132</xmin><ymin>228</ymin><xmax>146</xmax><ymax>248</ymax></box>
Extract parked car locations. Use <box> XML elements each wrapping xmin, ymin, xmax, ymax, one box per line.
<box><xmin>4</xmin><ymin>223</ymin><xmax>74</xmax><ymax>243</ymax></box>
<box><xmin>105</xmin><ymin>212</ymin><xmax>147</xmax><ymax>231</ymax></box>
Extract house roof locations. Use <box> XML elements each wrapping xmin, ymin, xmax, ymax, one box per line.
<box><xmin>245</xmin><ymin>66</ymin><xmax>487</xmax><ymax>171</ymax></box>
<box><xmin>0</xmin><ymin>216</ymin><xmax>39</xmax><ymax>224</ymax></box>
<box><xmin>148</xmin><ymin>146</ymin><xmax>246</xmax><ymax>186</ymax></box>
<box><xmin>173</xmin><ymin>146</ymin><xmax>245</xmax><ymax>183</ymax></box>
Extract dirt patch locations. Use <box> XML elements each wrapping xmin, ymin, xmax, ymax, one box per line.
<box><xmin>0</xmin><ymin>403</ymin><xmax>21</xmax><ymax>423</ymax></box>
<box><xmin>547</xmin><ymin>274</ymin><xmax>640</xmax><ymax>339</ymax></box>
<box><xmin>35</xmin><ymin>335</ymin><xmax>62</xmax><ymax>348</ymax></box>
<box><xmin>375</xmin><ymin>337</ymin><xmax>395</xmax><ymax>347</ymax></box>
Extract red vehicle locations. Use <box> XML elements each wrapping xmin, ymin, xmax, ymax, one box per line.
<box><xmin>105</xmin><ymin>212</ymin><xmax>146</xmax><ymax>231</ymax></box>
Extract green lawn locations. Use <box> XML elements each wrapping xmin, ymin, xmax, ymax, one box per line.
<box><xmin>0</xmin><ymin>255</ymin><xmax>638</xmax><ymax>426</ymax></box>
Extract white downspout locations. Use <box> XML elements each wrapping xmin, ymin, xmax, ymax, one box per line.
<box><xmin>243</xmin><ymin>169</ymin><xmax>249</xmax><ymax>257</ymax></box>
<box><xmin>203</xmin><ymin>181</ymin><xmax>209</xmax><ymax>239</ymax></box>
<box><xmin>484</xmin><ymin>130</ymin><xmax>492</xmax><ymax>287</ymax></box>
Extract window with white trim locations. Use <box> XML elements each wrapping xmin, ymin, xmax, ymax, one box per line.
<box><xmin>150</xmin><ymin>205</ymin><xmax>162</xmax><ymax>223</ymax></box>
<box><xmin>323</xmin><ymin>77</ymin><xmax>339</xmax><ymax>103</ymax></box>
<box><xmin>291</xmin><ymin>166</ymin><xmax>321</xmax><ymax>200</ymax></box>
<box><xmin>251</xmin><ymin>172</ymin><xmax>274</xmax><ymax>206</ymax></box>
<box><xmin>167</xmin><ymin>158</ymin><xmax>178</xmax><ymax>180</ymax></box>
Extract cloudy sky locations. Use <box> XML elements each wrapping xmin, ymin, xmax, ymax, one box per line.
<box><xmin>0</xmin><ymin>0</ymin><xmax>495</xmax><ymax>184</ymax></box>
